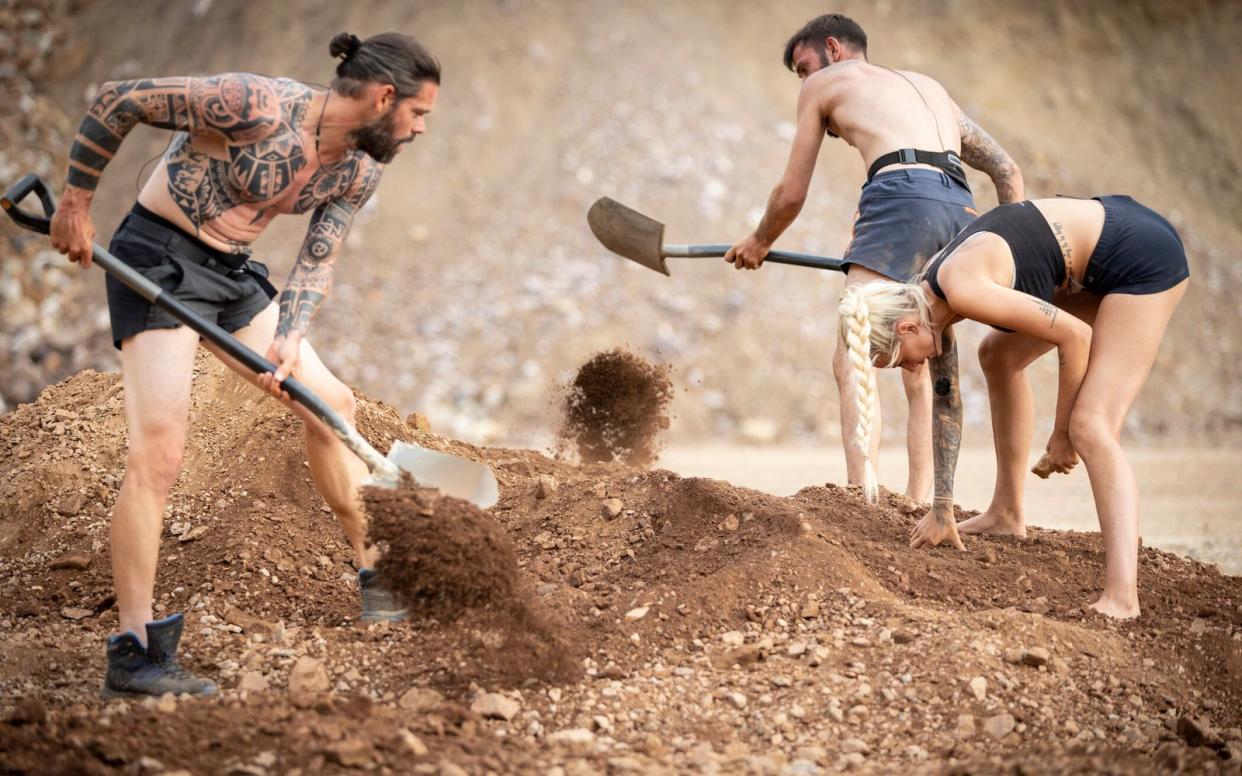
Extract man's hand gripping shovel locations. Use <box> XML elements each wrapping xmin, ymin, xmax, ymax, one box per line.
<box><xmin>4</xmin><ymin>174</ymin><xmax>498</xmax><ymax>508</ymax></box>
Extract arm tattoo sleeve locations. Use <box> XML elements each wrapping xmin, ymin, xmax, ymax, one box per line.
<box><xmin>930</xmin><ymin>329</ymin><xmax>963</xmax><ymax>502</ymax></box>
<box><xmin>67</xmin><ymin>74</ymin><xmax>280</xmax><ymax>191</ymax></box>
<box><xmin>957</xmin><ymin>111</ymin><xmax>1022</xmax><ymax>204</ymax></box>
<box><xmin>275</xmin><ymin>159</ymin><xmax>382</xmax><ymax>338</ymax></box>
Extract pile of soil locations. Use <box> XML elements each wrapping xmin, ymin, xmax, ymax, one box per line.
<box><xmin>557</xmin><ymin>348</ymin><xmax>673</xmax><ymax>466</ymax></box>
<box><xmin>0</xmin><ymin>363</ymin><xmax>1239</xmax><ymax>774</ymax></box>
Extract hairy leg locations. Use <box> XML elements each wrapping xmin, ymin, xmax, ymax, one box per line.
<box><xmin>113</xmin><ymin>327</ymin><xmax>201</xmax><ymax>642</ymax></box>
<box><xmin>204</xmin><ymin>304</ymin><xmax>374</xmax><ymax>568</ymax></box>
<box><xmin>834</xmin><ymin>265</ymin><xmax>891</xmax><ymax>486</ymax></box>
<box><xmin>901</xmin><ymin>361</ymin><xmax>932</xmax><ymax>501</ymax></box>
<box><xmin>961</xmin><ymin>291</ymin><xmax>1100</xmax><ymax>536</ymax></box>
<box><xmin>1069</xmin><ymin>282</ymin><xmax>1186</xmax><ymax>619</ymax></box>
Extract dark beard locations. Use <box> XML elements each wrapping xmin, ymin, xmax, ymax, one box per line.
<box><xmin>348</xmin><ymin>106</ymin><xmax>407</xmax><ymax>164</ymax></box>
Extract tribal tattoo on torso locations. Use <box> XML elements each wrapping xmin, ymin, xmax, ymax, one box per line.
<box><xmin>67</xmin><ymin>73</ymin><xmax>383</xmax><ymax>337</ymax></box>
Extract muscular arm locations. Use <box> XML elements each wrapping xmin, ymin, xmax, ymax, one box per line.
<box><xmin>275</xmin><ymin>161</ymin><xmax>382</xmax><ymax>338</ymax></box>
<box><xmin>65</xmin><ymin>74</ymin><xmax>280</xmax><ymax>192</ymax></box>
<box><xmin>954</xmin><ymin>105</ymin><xmax>1025</xmax><ymax>204</ymax></box>
<box><xmin>752</xmin><ymin>76</ymin><xmax>830</xmax><ymax>244</ymax></box>
<box><xmin>929</xmin><ymin>328</ymin><xmax>963</xmax><ymax>505</ymax></box>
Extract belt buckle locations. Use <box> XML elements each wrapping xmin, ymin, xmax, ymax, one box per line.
<box><xmin>898</xmin><ymin>148</ymin><xmax>917</xmax><ymax>165</ymax></box>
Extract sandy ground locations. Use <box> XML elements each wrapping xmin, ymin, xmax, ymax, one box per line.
<box><xmin>661</xmin><ymin>446</ymin><xmax>1242</xmax><ymax>577</ymax></box>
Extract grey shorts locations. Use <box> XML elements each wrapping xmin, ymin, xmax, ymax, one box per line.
<box><xmin>105</xmin><ymin>207</ymin><xmax>276</xmax><ymax>350</ymax></box>
<box><xmin>842</xmin><ymin>169</ymin><xmax>978</xmax><ymax>281</ymax></box>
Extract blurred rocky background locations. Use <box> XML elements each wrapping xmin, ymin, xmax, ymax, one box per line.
<box><xmin>2</xmin><ymin>0</ymin><xmax>1239</xmax><ymax>448</ymax></box>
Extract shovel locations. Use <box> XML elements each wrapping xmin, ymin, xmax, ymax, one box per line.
<box><xmin>3</xmin><ymin>174</ymin><xmax>499</xmax><ymax>508</ymax></box>
<box><xmin>587</xmin><ymin>196</ymin><xmax>846</xmax><ymax>275</ymax></box>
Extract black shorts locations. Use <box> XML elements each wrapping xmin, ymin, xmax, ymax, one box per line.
<box><xmin>1082</xmin><ymin>195</ymin><xmax>1189</xmax><ymax>295</ymax></box>
<box><xmin>106</xmin><ymin>206</ymin><xmax>277</xmax><ymax>350</ymax></box>
<box><xmin>842</xmin><ymin>168</ymin><xmax>978</xmax><ymax>281</ymax></box>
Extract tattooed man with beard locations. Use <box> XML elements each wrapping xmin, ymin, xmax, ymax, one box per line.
<box><xmin>48</xmin><ymin>32</ymin><xmax>439</xmax><ymax>698</ymax></box>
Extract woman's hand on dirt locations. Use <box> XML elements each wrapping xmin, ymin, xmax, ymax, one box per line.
<box><xmin>910</xmin><ymin>500</ymin><xmax>965</xmax><ymax>550</ymax></box>
<box><xmin>258</xmin><ymin>333</ymin><xmax>303</xmax><ymax>402</ymax></box>
<box><xmin>49</xmin><ymin>188</ymin><xmax>96</xmax><ymax>267</ymax></box>
<box><xmin>724</xmin><ymin>234</ymin><xmax>771</xmax><ymax>270</ymax></box>
<box><xmin>1044</xmin><ymin>429</ymin><xmax>1079</xmax><ymax>474</ymax></box>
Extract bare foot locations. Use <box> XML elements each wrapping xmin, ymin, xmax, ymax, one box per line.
<box><xmin>1089</xmin><ymin>597</ymin><xmax>1140</xmax><ymax>619</ymax></box>
<box><xmin>957</xmin><ymin>509</ymin><xmax>1027</xmax><ymax>538</ymax></box>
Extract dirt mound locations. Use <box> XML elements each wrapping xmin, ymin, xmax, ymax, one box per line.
<box><xmin>556</xmin><ymin>348</ymin><xmax>673</xmax><ymax>466</ymax></box>
<box><xmin>366</xmin><ymin>478</ymin><xmax>581</xmax><ymax>684</ymax></box>
<box><xmin>1</xmin><ymin>364</ymin><xmax>1240</xmax><ymax>773</ymax></box>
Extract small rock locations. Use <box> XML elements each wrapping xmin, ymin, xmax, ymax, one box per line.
<box><xmin>179</xmin><ymin>525</ymin><xmax>209</xmax><ymax>543</ymax></box>
<box><xmin>1003</xmin><ymin>648</ymin><xmax>1025</xmax><ymax>664</ymax></box>
<box><xmin>547</xmin><ymin>728</ymin><xmax>596</xmax><ymax>746</ymax></box>
<box><xmin>800</xmin><ymin>600</ymin><xmax>820</xmax><ymax>619</ymax></box>
<box><xmin>601</xmin><ymin>498</ymin><xmax>624</xmax><ymax>520</ymax></box>
<box><xmin>1050</xmin><ymin>657</ymin><xmax>1071</xmax><ymax>675</ymax></box>
<box><xmin>719</xmin><ymin>514</ymin><xmax>740</xmax><ymax>532</ymax></box>
<box><xmin>770</xmin><ymin>675</ymin><xmax>792</xmax><ymax>688</ymax></box>
<box><xmin>8</xmin><ymin>697</ymin><xmax>47</xmax><ymax>725</ymax></box>
<box><xmin>892</xmin><ymin>629</ymin><xmax>915</xmax><ymax>644</ymax></box>
<box><xmin>238</xmin><ymin>671</ymin><xmax>269</xmax><ymax>692</ymax></box>
<box><xmin>323</xmin><ymin>737</ymin><xmax>373</xmax><ymax>768</ymax></box>
<box><xmin>968</xmin><ymin>676</ymin><xmax>987</xmax><ymax>701</ymax></box>
<box><xmin>398</xmin><ymin>687</ymin><xmax>444</xmax><ymax>712</ymax></box>
<box><xmin>396</xmin><ymin>728</ymin><xmax>429</xmax><ymax>756</ymax></box>
<box><xmin>983</xmin><ymin>713</ymin><xmax>1016</xmax><ymax>739</ymax></box>
<box><xmin>471</xmin><ymin>692</ymin><xmax>520</xmax><ymax>721</ymax></box>
<box><xmin>1022</xmin><ymin>647</ymin><xmax>1051</xmax><ymax>667</ymax></box>
<box><xmin>535</xmin><ymin>474</ymin><xmax>559</xmax><ymax>499</ymax></box>
<box><xmin>50</xmin><ymin>554</ymin><xmax>91</xmax><ymax>571</ymax></box>
<box><xmin>156</xmin><ymin>693</ymin><xmax>177</xmax><ymax>714</ymax></box>
<box><xmin>726</xmin><ymin>692</ymin><xmax>748</xmax><ymax>709</ymax></box>
<box><xmin>721</xmin><ymin>631</ymin><xmax>745</xmax><ymax>647</ymax></box>
<box><xmin>787</xmin><ymin>642</ymin><xmax>807</xmax><ymax>658</ymax></box>
<box><xmin>841</xmin><ymin>738</ymin><xmax>869</xmax><ymax>754</ymax></box>
<box><xmin>287</xmin><ymin>656</ymin><xmax>330</xmax><ymax>707</ymax></box>
<box><xmin>625</xmin><ymin>606</ymin><xmax>649</xmax><ymax>621</ymax></box>
<box><xmin>956</xmin><ymin>714</ymin><xmax>976</xmax><ymax>738</ymax></box>
<box><xmin>61</xmin><ymin>607</ymin><xmax>93</xmax><ymax>620</ymax></box>
<box><xmin>1176</xmin><ymin>714</ymin><xmax>1222</xmax><ymax>748</ymax></box>
<box><xmin>406</xmin><ymin>411</ymin><xmax>432</xmax><ymax>432</ymax></box>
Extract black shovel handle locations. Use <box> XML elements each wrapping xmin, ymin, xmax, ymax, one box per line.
<box><xmin>665</xmin><ymin>243</ymin><xmax>846</xmax><ymax>272</ymax></box>
<box><xmin>2</xmin><ymin>174</ymin><xmax>392</xmax><ymax>476</ymax></box>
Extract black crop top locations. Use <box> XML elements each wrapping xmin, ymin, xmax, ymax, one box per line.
<box><xmin>924</xmin><ymin>201</ymin><xmax>1065</xmax><ymax>332</ymax></box>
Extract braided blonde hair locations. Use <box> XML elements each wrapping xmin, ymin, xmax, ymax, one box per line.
<box><xmin>837</xmin><ymin>281</ymin><xmax>934</xmax><ymax>504</ymax></box>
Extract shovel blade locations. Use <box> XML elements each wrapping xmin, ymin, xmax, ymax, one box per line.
<box><xmin>587</xmin><ymin>197</ymin><xmax>671</xmax><ymax>275</ymax></box>
<box><xmin>374</xmin><ymin>441</ymin><xmax>500</xmax><ymax>509</ymax></box>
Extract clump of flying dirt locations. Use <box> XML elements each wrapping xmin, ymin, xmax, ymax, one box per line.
<box><xmin>556</xmin><ymin>348</ymin><xmax>673</xmax><ymax>466</ymax></box>
<box><xmin>364</xmin><ymin>477</ymin><xmax>581</xmax><ymax>683</ymax></box>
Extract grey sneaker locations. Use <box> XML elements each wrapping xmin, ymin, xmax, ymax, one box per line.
<box><xmin>102</xmin><ymin>613</ymin><xmax>217</xmax><ymax>699</ymax></box>
<box><xmin>359</xmin><ymin>569</ymin><xmax>407</xmax><ymax>622</ymax></box>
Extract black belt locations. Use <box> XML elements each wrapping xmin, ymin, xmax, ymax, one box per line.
<box><xmin>121</xmin><ymin>210</ymin><xmax>252</xmax><ymax>275</ymax></box>
<box><xmin>867</xmin><ymin>148</ymin><xmax>970</xmax><ymax>191</ymax></box>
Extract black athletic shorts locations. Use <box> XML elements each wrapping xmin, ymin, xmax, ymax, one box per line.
<box><xmin>842</xmin><ymin>168</ymin><xmax>978</xmax><ymax>281</ymax></box>
<box><xmin>105</xmin><ymin>205</ymin><xmax>277</xmax><ymax>350</ymax></box>
<box><xmin>1082</xmin><ymin>195</ymin><xmax>1189</xmax><ymax>295</ymax></box>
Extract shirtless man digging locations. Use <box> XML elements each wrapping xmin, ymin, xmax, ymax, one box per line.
<box><xmin>726</xmin><ymin>13</ymin><xmax>1024</xmax><ymax>514</ymax></box>
<box><xmin>48</xmin><ymin>32</ymin><xmax>439</xmax><ymax>698</ymax></box>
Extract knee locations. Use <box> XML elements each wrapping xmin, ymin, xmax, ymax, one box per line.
<box><xmin>1068</xmin><ymin>408</ymin><xmax>1117</xmax><ymax>455</ymax></box>
<box><xmin>126</xmin><ymin>431</ymin><xmax>185</xmax><ymax>493</ymax></box>
<box><xmin>306</xmin><ymin>379</ymin><xmax>356</xmax><ymax>438</ymax></box>
<box><xmin>977</xmin><ymin>336</ymin><xmax>1013</xmax><ymax>377</ymax></box>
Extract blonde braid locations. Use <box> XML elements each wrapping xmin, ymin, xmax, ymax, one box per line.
<box><xmin>840</xmin><ymin>288</ymin><xmax>880</xmax><ymax>503</ymax></box>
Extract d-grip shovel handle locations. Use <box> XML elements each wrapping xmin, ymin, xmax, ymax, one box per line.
<box><xmin>665</xmin><ymin>243</ymin><xmax>846</xmax><ymax>272</ymax></box>
<box><xmin>2</xmin><ymin>174</ymin><xmax>396</xmax><ymax>480</ymax></box>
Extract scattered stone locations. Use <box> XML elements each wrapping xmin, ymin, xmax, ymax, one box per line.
<box><xmin>983</xmin><ymin>713</ymin><xmax>1016</xmax><ymax>740</ymax></box>
<box><xmin>49</xmin><ymin>553</ymin><xmax>91</xmax><ymax>571</ymax></box>
<box><xmin>956</xmin><ymin>714</ymin><xmax>976</xmax><ymax>738</ymax></box>
<box><xmin>800</xmin><ymin>600</ymin><xmax>820</xmax><ymax>619</ymax></box>
<box><xmin>398</xmin><ymin>687</ymin><xmax>445</xmax><ymax>712</ymax></box>
<box><xmin>841</xmin><ymin>738</ymin><xmax>869</xmax><ymax>754</ymax></box>
<box><xmin>625</xmin><ymin>606</ymin><xmax>649</xmax><ymax>620</ymax></box>
<box><xmin>1176</xmin><ymin>714</ymin><xmax>1222</xmax><ymax>748</ymax></box>
<box><xmin>179</xmin><ymin>525</ymin><xmax>209</xmax><ymax>543</ymax></box>
<box><xmin>156</xmin><ymin>693</ymin><xmax>177</xmax><ymax>714</ymax></box>
<box><xmin>547</xmin><ymin>728</ymin><xmax>596</xmax><ymax>746</ymax></box>
<box><xmin>471</xmin><ymin>692</ymin><xmax>520</xmax><ymax>721</ymax></box>
<box><xmin>892</xmin><ymin>629</ymin><xmax>915</xmax><ymax>644</ymax></box>
<box><xmin>1022</xmin><ymin>647</ymin><xmax>1051</xmax><ymax>668</ymax></box>
<box><xmin>238</xmin><ymin>671</ymin><xmax>269</xmax><ymax>693</ymax></box>
<box><xmin>406</xmin><ymin>411</ymin><xmax>432</xmax><ymax>432</ymax></box>
<box><xmin>969</xmin><ymin>676</ymin><xmax>987</xmax><ymax>701</ymax></box>
<box><xmin>601</xmin><ymin>498</ymin><xmax>624</xmax><ymax>520</ymax></box>
<box><xmin>535</xmin><ymin>474</ymin><xmax>559</xmax><ymax>499</ymax></box>
<box><xmin>726</xmin><ymin>692</ymin><xmax>748</xmax><ymax>709</ymax></box>
<box><xmin>287</xmin><ymin>656</ymin><xmax>330</xmax><ymax>707</ymax></box>
<box><xmin>719</xmin><ymin>514</ymin><xmax>740</xmax><ymax>532</ymax></box>
<box><xmin>396</xmin><ymin>728</ymin><xmax>429</xmax><ymax>756</ymax></box>
<box><xmin>787</xmin><ymin>641</ymin><xmax>807</xmax><ymax>658</ymax></box>
<box><xmin>721</xmin><ymin>631</ymin><xmax>745</xmax><ymax>647</ymax></box>
<box><xmin>323</xmin><ymin>737</ymin><xmax>373</xmax><ymax>768</ymax></box>
<box><xmin>1003</xmin><ymin>648</ymin><xmax>1025</xmax><ymax>665</ymax></box>
<box><xmin>61</xmin><ymin>607</ymin><xmax>93</xmax><ymax>620</ymax></box>
<box><xmin>8</xmin><ymin>696</ymin><xmax>47</xmax><ymax>725</ymax></box>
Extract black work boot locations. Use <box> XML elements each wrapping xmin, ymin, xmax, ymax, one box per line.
<box><xmin>102</xmin><ymin>613</ymin><xmax>217</xmax><ymax>699</ymax></box>
<box><xmin>359</xmin><ymin>569</ymin><xmax>407</xmax><ymax>622</ymax></box>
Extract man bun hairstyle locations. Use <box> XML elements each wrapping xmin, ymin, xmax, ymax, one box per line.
<box><xmin>329</xmin><ymin>31</ymin><xmax>441</xmax><ymax>99</ymax></box>
<box><xmin>783</xmin><ymin>13</ymin><xmax>868</xmax><ymax>71</ymax></box>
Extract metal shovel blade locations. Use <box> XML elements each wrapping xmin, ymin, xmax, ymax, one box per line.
<box><xmin>377</xmin><ymin>440</ymin><xmax>500</xmax><ymax>509</ymax></box>
<box><xmin>587</xmin><ymin>196</ymin><xmax>671</xmax><ymax>275</ymax></box>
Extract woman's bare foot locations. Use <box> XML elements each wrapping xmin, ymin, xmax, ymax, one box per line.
<box><xmin>1088</xmin><ymin>596</ymin><xmax>1140</xmax><ymax>619</ymax></box>
<box><xmin>957</xmin><ymin>508</ymin><xmax>1027</xmax><ymax>537</ymax></box>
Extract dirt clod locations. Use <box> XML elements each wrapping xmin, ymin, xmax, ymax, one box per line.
<box><xmin>557</xmin><ymin>349</ymin><xmax>672</xmax><ymax>466</ymax></box>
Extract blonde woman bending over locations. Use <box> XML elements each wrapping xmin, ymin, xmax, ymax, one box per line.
<box><xmin>838</xmin><ymin>195</ymin><xmax>1189</xmax><ymax>618</ymax></box>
